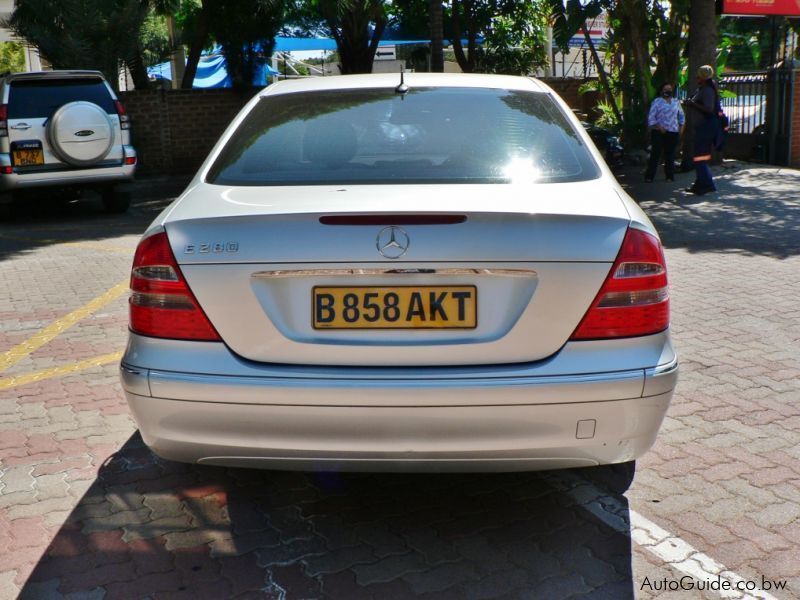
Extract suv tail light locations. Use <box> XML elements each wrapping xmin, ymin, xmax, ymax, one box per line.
<box><xmin>115</xmin><ymin>100</ymin><xmax>130</xmax><ymax>130</ymax></box>
<box><xmin>0</xmin><ymin>104</ymin><xmax>7</xmax><ymax>137</ymax></box>
<box><xmin>570</xmin><ymin>227</ymin><xmax>669</xmax><ymax>340</ymax></box>
<box><xmin>129</xmin><ymin>231</ymin><xmax>220</xmax><ymax>341</ymax></box>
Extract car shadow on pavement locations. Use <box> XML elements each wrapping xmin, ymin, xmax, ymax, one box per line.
<box><xmin>21</xmin><ymin>433</ymin><xmax>635</xmax><ymax>599</ymax></box>
<box><xmin>0</xmin><ymin>181</ymin><xmax>183</xmax><ymax>262</ymax></box>
<box><xmin>619</xmin><ymin>165</ymin><xmax>800</xmax><ymax>259</ymax></box>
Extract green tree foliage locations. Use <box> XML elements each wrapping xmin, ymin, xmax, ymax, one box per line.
<box><xmin>6</xmin><ymin>0</ymin><xmax>282</xmax><ymax>90</ymax></box>
<box><xmin>175</xmin><ymin>0</ymin><xmax>210</xmax><ymax>88</ymax></box>
<box><xmin>5</xmin><ymin>0</ymin><xmax>150</xmax><ymax>90</ymax></box>
<box><xmin>474</xmin><ymin>1</ymin><xmax>549</xmax><ymax>75</ymax></box>
<box><xmin>177</xmin><ymin>0</ymin><xmax>284</xmax><ymax>88</ymax></box>
<box><xmin>448</xmin><ymin>0</ymin><xmax>549</xmax><ymax>75</ymax></box>
<box><xmin>548</xmin><ymin>0</ymin><xmax>692</xmax><ymax>147</ymax></box>
<box><xmin>717</xmin><ymin>16</ymin><xmax>784</xmax><ymax>72</ymax></box>
<box><xmin>308</xmin><ymin>0</ymin><xmax>389</xmax><ymax>74</ymax></box>
<box><xmin>0</xmin><ymin>42</ymin><xmax>26</xmax><ymax>74</ymax></box>
<box><xmin>140</xmin><ymin>9</ymin><xmax>173</xmax><ymax>68</ymax></box>
<box><xmin>208</xmin><ymin>0</ymin><xmax>285</xmax><ymax>88</ymax></box>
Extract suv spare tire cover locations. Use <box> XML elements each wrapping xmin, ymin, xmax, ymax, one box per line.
<box><xmin>47</xmin><ymin>101</ymin><xmax>114</xmax><ymax>166</ymax></box>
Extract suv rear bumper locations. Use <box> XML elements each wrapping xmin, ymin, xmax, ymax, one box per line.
<box><xmin>0</xmin><ymin>148</ymin><xmax>136</xmax><ymax>192</ymax></box>
<box><xmin>120</xmin><ymin>332</ymin><xmax>678</xmax><ymax>472</ymax></box>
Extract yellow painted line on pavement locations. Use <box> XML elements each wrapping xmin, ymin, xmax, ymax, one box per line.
<box><xmin>0</xmin><ymin>234</ymin><xmax>133</xmax><ymax>254</ymax></box>
<box><xmin>0</xmin><ymin>280</ymin><xmax>129</xmax><ymax>373</ymax></box>
<box><xmin>61</xmin><ymin>241</ymin><xmax>134</xmax><ymax>254</ymax></box>
<box><xmin>0</xmin><ymin>351</ymin><xmax>123</xmax><ymax>391</ymax></box>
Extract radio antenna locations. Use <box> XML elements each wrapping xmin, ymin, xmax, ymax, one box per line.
<box><xmin>395</xmin><ymin>68</ymin><xmax>409</xmax><ymax>96</ymax></box>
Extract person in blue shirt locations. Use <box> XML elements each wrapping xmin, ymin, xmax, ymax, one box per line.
<box><xmin>645</xmin><ymin>82</ymin><xmax>685</xmax><ymax>182</ymax></box>
<box><xmin>682</xmin><ymin>65</ymin><xmax>719</xmax><ymax>195</ymax></box>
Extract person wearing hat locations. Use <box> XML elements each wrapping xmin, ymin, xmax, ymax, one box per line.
<box><xmin>682</xmin><ymin>65</ymin><xmax>718</xmax><ymax>195</ymax></box>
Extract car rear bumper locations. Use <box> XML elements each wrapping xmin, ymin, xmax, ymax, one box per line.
<box><xmin>0</xmin><ymin>148</ymin><xmax>136</xmax><ymax>192</ymax></box>
<box><xmin>120</xmin><ymin>332</ymin><xmax>678</xmax><ymax>472</ymax></box>
<box><xmin>124</xmin><ymin>390</ymin><xmax>673</xmax><ymax>472</ymax></box>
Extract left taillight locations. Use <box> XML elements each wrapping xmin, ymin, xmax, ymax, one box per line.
<box><xmin>129</xmin><ymin>231</ymin><xmax>221</xmax><ymax>341</ymax></box>
<box><xmin>570</xmin><ymin>227</ymin><xmax>670</xmax><ymax>340</ymax></box>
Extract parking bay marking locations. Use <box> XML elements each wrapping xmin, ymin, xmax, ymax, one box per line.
<box><xmin>0</xmin><ymin>280</ymin><xmax>128</xmax><ymax>373</ymax></box>
<box><xmin>551</xmin><ymin>472</ymin><xmax>779</xmax><ymax>600</ymax></box>
<box><xmin>0</xmin><ymin>351</ymin><xmax>123</xmax><ymax>391</ymax></box>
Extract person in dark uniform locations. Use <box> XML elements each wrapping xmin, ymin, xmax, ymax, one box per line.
<box><xmin>682</xmin><ymin>65</ymin><xmax>718</xmax><ymax>195</ymax></box>
<box><xmin>645</xmin><ymin>82</ymin><xmax>685</xmax><ymax>182</ymax></box>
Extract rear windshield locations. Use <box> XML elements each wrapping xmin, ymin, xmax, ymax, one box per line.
<box><xmin>8</xmin><ymin>78</ymin><xmax>116</xmax><ymax>119</ymax></box>
<box><xmin>207</xmin><ymin>87</ymin><xmax>600</xmax><ymax>186</ymax></box>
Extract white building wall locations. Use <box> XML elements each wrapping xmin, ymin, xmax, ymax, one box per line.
<box><xmin>0</xmin><ymin>0</ymin><xmax>15</xmax><ymax>42</ymax></box>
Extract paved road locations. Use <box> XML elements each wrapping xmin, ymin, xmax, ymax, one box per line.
<box><xmin>0</xmin><ymin>164</ymin><xmax>798</xmax><ymax>599</ymax></box>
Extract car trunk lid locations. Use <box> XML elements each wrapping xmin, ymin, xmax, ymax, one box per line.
<box><xmin>166</xmin><ymin>181</ymin><xmax>630</xmax><ymax>366</ymax></box>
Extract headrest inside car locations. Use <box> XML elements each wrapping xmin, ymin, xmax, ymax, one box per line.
<box><xmin>303</xmin><ymin>120</ymin><xmax>358</xmax><ymax>167</ymax></box>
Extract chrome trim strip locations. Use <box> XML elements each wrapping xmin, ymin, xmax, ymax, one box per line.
<box><xmin>150</xmin><ymin>368</ymin><xmax>642</xmax><ymax>385</ymax></box>
<box><xmin>646</xmin><ymin>356</ymin><xmax>679</xmax><ymax>376</ymax></box>
<box><xmin>252</xmin><ymin>268</ymin><xmax>538</xmax><ymax>278</ymax></box>
<box><xmin>145</xmin><ymin>368</ymin><xmax>646</xmax><ymax>406</ymax></box>
<box><xmin>643</xmin><ymin>356</ymin><xmax>679</xmax><ymax>397</ymax></box>
<box><xmin>120</xmin><ymin>363</ymin><xmax>151</xmax><ymax>397</ymax></box>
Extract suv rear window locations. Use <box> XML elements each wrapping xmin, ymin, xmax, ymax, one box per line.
<box><xmin>207</xmin><ymin>87</ymin><xmax>600</xmax><ymax>186</ymax></box>
<box><xmin>8</xmin><ymin>78</ymin><xmax>116</xmax><ymax>119</ymax></box>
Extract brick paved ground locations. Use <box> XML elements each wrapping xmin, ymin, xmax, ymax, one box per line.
<box><xmin>0</xmin><ymin>164</ymin><xmax>798</xmax><ymax>599</ymax></box>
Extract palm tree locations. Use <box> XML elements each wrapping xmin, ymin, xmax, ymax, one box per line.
<box><xmin>181</xmin><ymin>0</ymin><xmax>213</xmax><ymax>89</ymax></box>
<box><xmin>314</xmin><ymin>0</ymin><xmax>388</xmax><ymax>74</ymax></box>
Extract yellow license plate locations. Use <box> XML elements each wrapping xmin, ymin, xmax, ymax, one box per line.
<box><xmin>12</xmin><ymin>148</ymin><xmax>44</xmax><ymax>167</ymax></box>
<box><xmin>313</xmin><ymin>286</ymin><xmax>477</xmax><ymax>329</ymax></box>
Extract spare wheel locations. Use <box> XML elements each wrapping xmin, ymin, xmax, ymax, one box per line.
<box><xmin>47</xmin><ymin>101</ymin><xmax>114</xmax><ymax>166</ymax></box>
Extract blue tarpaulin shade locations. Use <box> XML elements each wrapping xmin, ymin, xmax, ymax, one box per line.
<box><xmin>148</xmin><ymin>37</ymin><xmax>437</xmax><ymax>88</ymax></box>
<box><xmin>272</xmin><ymin>36</ymin><xmax>432</xmax><ymax>52</ymax></box>
<box><xmin>148</xmin><ymin>53</ymin><xmax>280</xmax><ymax>88</ymax></box>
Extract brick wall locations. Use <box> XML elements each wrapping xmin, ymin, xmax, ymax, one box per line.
<box><xmin>119</xmin><ymin>88</ymin><xmax>257</xmax><ymax>175</ymax></box>
<box><xmin>539</xmin><ymin>78</ymin><xmax>600</xmax><ymax>114</ymax></box>
<box><xmin>791</xmin><ymin>70</ymin><xmax>800</xmax><ymax>167</ymax></box>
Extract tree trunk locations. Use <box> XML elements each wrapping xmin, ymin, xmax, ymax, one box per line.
<box><xmin>126</xmin><ymin>49</ymin><xmax>150</xmax><ymax>91</ymax></box>
<box><xmin>620</xmin><ymin>0</ymin><xmax>652</xmax><ymax>106</ymax></box>
<box><xmin>182</xmin><ymin>1</ymin><xmax>211</xmax><ymax>89</ymax></box>
<box><xmin>583</xmin><ymin>25</ymin><xmax>622</xmax><ymax>125</ymax></box>
<box><xmin>654</xmin><ymin>2</ymin><xmax>688</xmax><ymax>89</ymax></box>
<box><xmin>429</xmin><ymin>0</ymin><xmax>443</xmax><ymax>72</ymax></box>
<box><xmin>451</xmin><ymin>0</ymin><xmax>475</xmax><ymax>72</ymax></box>
<box><xmin>326</xmin><ymin>2</ymin><xmax>385</xmax><ymax>74</ymax></box>
<box><xmin>681</xmin><ymin>0</ymin><xmax>718</xmax><ymax>169</ymax></box>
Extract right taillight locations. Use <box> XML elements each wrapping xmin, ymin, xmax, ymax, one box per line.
<box><xmin>115</xmin><ymin>100</ymin><xmax>130</xmax><ymax>130</ymax></box>
<box><xmin>570</xmin><ymin>227</ymin><xmax>669</xmax><ymax>340</ymax></box>
<box><xmin>0</xmin><ymin>104</ymin><xmax>7</xmax><ymax>137</ymax></box>
<box><xmin>129</xmin><ymin>231</ymin><xmax>220</xmax><ymax>341</ymax></box>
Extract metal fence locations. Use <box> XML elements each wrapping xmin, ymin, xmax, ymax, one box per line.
<box><xmin>717</xmin><ymin>71</ymin><xmax>768</xmax><ymax>135</ymax></box>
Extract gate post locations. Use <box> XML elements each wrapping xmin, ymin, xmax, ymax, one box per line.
<box><xmin>792</xmin><ymin>70</ymin><xmax>800</xmax><ymax>168</ymax></box>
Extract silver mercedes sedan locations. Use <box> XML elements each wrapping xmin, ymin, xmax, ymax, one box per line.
<box><xmin>120</xmin><ymin>73</ymin><xmax>677</xmax><ymax>476</ymax></box>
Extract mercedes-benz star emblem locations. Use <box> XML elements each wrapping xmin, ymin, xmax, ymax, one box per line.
<box><xmin>376</xmin><ymin>226</ymin><xmax>410</xmax><ymax>259</ymax></box>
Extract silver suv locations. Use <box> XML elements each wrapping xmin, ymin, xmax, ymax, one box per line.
<box><xmin>0</xmin><ymin>70</ymin><xmax>137</xmax><ymax>213</ymax></box>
